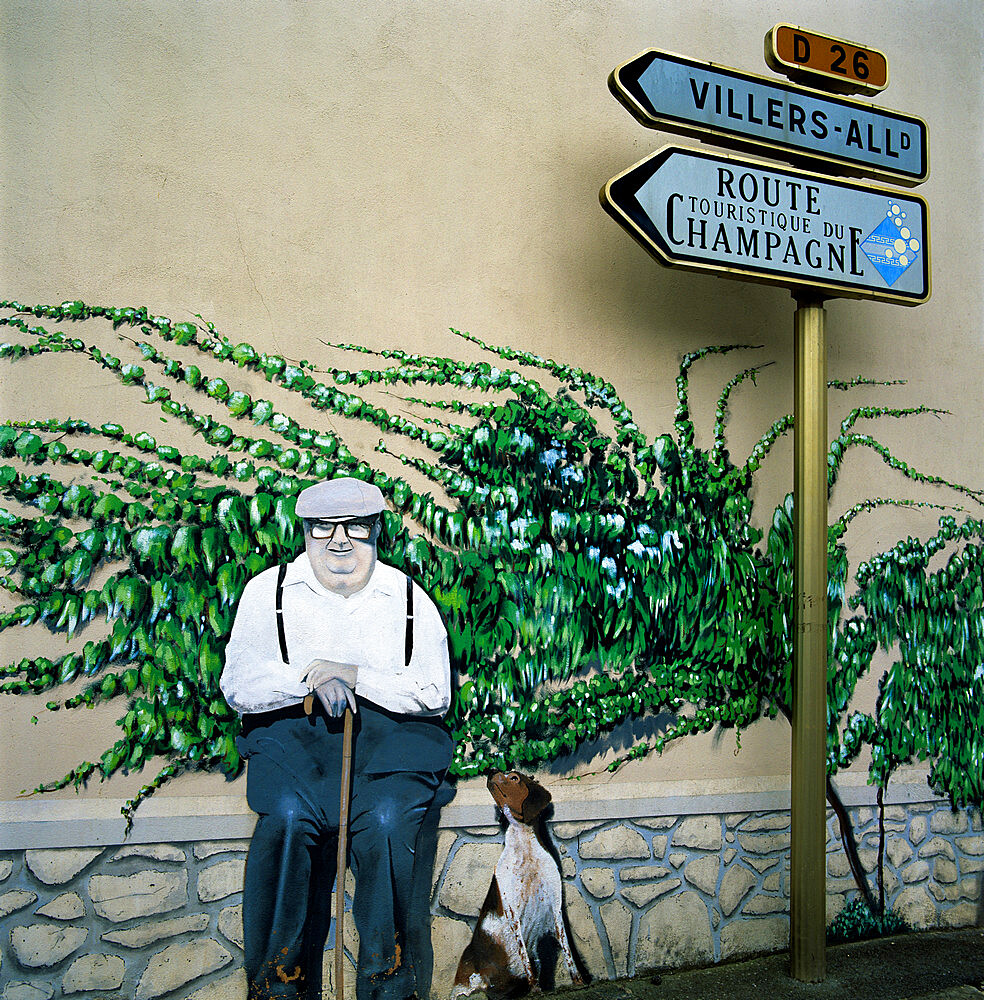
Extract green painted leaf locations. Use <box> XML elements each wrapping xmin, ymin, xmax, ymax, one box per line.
<box><xmin>14</xmin><ymin>432</ymin><xmax>42</xmax><ymax>457</ymax></box>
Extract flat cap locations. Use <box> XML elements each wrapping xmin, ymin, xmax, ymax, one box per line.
<box><xmin>295</xmin><ymin>477</ymin><xmax>386</xmax><ymax>518</ymax></box>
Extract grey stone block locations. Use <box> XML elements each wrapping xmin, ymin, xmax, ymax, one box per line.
<box><xmin>909</xmin><ymin>815</ymin><xmax>928</xmax><ymax>845</ymax></box>
<box><xmin>762</xmin><ymin>871</ymin><xmax>782</xmax><ymax>893</ymax></box>
<box><xmin>737</xmin><ymin>831</ymin><xmax>790</xmax><ymax>854</ymax></box>
<box><xmin>919</xmin><ymin>836</ymin><xmax>955</xmax><ymax>860</ymax></box>
<box><xmin>886</xmin><ymin>838</ymin><xmax>913</xmax><ymax>867</ymax></box>
<box><xmin>579</xmin><ymin>826</ymin><xmax>649</xmax><ymax>861</ymax></box>
<box><xmin>193</xmin><ymin>841</ymin><xmax>252</xmax><ymax>860</ymax></box>
<box><xmin>88</xmin><ymin>870</ymin><xmax>188</xmax><ymax>922</ymax></box>
<box><xmin>620</xmin><ymin>865</ymin><xmax>670</xmax><ymax>881</ymax></box>
<box><xmin>432</xmin><ymin>830</ymin><xmax>457</xmax><ymax>883</ymax></box>
<box><xmin>438</xmin><ymin>843</ymin><xmax>501</xmax><ymax>917</ymax></box>
<box><xmin>635</xmin><ymin>817</ymin><xmax>676</xmax><ymax>830</ymax></box>
<box><xmin>826</xmin><ymin>892</ymin><xmax>846</xmax><ymax>924</ymax></box>
<box><xmin>673</xmin><ymin>816</ymin><xmax>722</xmax><ymax>852</ymax></box>
<box><xmin>934</xmin><ymin>857</ymin><xmax>959</xmax><ymax>884</ymax></box>
<box><xmin>61</xmin><ymin>954</ymin><xmax>125</xmax><ymax>993</ymax></box>
<box><xmin>197</xmin><ymin>858</ymin><xmax>246</xmax><ymax>903</ymax></box>
<box><xmin>684</xmin><ymin>855</ymin><xmax>719</xmax><ymax>896</ymax></box>
<box><xmin>739</xmin><ymin>814</ymin><xmax>789</xmax><ymax>833</ymax></box>
<box><xmin>2</xmin><ymin>984</ymin><xmax>54</xmax><ymax>1000</ymax></box>
<box><xmin>620</xmin><ymin>879</ymin><xmax>681</xmax><ymax>908</ymax></box>
<box><xmin>635</xmin><ymin>892</ymin><xmax>713</xmax><ymax>971</ymax></box>
<box><xmin>600</xmin><ymin>898</ymin><xmax>632</xmax><ymax>977</ymax></box>
<box><xmin>23</xmin><ymin>850</ymin><xmax>102</xmax><ymax>887</ymax></box>
<box><xmin>8</xmin><ymin>925</ymin><xmax>88</xmax><ymax>968</ymax></box>
<box><xmin>112</xmin><ymin>844</ymin><xmax>187</xmax><ymax>864</ymax></box>
<box><xmin>34</xmin><ymin>892</ymin><xmax>84</xmax><ymax>921</ymax></box>
<box><xmin>719</xmin><ymin>917</ymin><xmax>788</xmax><ymax>960</ymax></box>
<box><xmin>0</xmin><ymin>890</ymin><xmax>38</xmax><ymax>919</ymax></box>
<box><xmin>719</xmin><ymin>865</ymin><xmax>756</xmax><ymax>917</ymax></box>
<box><xmin>747</xmin><ymin>856</ymin><xmax>779</xmax><ymax>874</ymax></box>
<box><xmin>892</xmin><ymin>885</ymin><xmax>938</xmax><ymax>929</ymax></box>
<box><xmin>930</xmin><ymin>810</ymin><xmax>968</xmax><ymax>835</ymax></box>
<box><xmin>941</xmin><ymin>902</ymin><xmax>982</xmax><ymax>928</ymax></box>
<box><xmin>580</xmin><ymin>868</ymin><xmax>615</xmax><ymax>899</ymax></box>
<box><xmin>858</xmin><ymin>848</ymin><xmax>878</xmax><ymax>873</ymax></box>
<box><xmin>184</xmin><ymin>969</ymin><xmax>249</xmax><ymax>1000</ymax></box>
<box><xmin>551</xmin><ymin>821</ymin><xmax>603</xmax><ymax>839</ymax></box>
<box><xmin>742</xmin><ymin>895</ymin><xmax>788</xmax><ymax>915</ymax></box>
<box><xmin>101</xmin><ymin>913</ymin><xmax>210</xmax><ymax>949</ymax></box>
<box><xmin>218</xmin><ymin>904</ymin><xmax>244</xmax><ymax>950</ymax></box>
<box><xmin>561</xmin><ymin>882</ymin><xmax>608</xmax><ymax>981</ymax></box>
<box><xmin>135</xmin><ymin>939</ymin><xmax>233</xmax><ymax>1000</ymax></box>
<box><xmin>956</xmin><ymin>834</ymin><xmax>984</xmax><ymax>856</ymax></box>
<box><xmin>428</xmin><ymin>915</ymin><xmax>473</xmax><ymax>999</ymax></box>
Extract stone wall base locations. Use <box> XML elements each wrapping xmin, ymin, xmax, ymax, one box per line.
<box><xmin>1</xmin><ymin>800</ymin><xmax>981</xmax><ymax>998</ymax></box>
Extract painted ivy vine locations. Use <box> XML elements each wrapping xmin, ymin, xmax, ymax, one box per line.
<box><xmin>1</xmin><ymin>300</ymin><xmax>982</xmax><ymax>867</ymax></box>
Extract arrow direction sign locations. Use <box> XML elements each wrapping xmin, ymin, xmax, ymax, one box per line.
<box><xmin>601</xmin><ymin>145</ymin><xmax>930</xmax><ymax>305</ymax></box>
<box><xmin>610</xmin><ymin>49</ymin><xmax>928</xmax><ymax>186</ymax></box>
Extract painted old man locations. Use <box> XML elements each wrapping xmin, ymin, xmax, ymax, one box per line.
<box><xmin>220</xmin><ymin>477</ymin><xmax>453</xmax><ymax>1000</ymax></box>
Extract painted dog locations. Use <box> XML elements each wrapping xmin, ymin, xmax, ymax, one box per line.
<box><xmin>451</xmin><ymin>771</ymin><xmax>583</xmax><ymax>999</ymax></box>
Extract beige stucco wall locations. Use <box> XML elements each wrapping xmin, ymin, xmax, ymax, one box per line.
<box><xmin>1</xmin><ymin>1</ymin><xmax>982</xmax><ymax>809</ymax></box>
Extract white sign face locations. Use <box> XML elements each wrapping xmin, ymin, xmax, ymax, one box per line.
<box><xmin>610</xmin><ymin>49</ymin><xmax>929</xmax><ymax>187</ymax></box>
<box><xmin>601</xmin><ymin>145</ymin><xmax>930</xmax><ymax>305</ymax></box>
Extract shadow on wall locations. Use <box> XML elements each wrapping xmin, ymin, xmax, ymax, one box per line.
<box><xmin>538</xmin><ymin>708</ymin><xmax>680</xmax><ymax>776</ymax></box>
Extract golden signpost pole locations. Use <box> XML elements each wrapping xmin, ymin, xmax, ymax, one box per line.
<box><xmin>790</xmin><ymin>293</ymin><xmax>828</xmax><ymax>981</ymax></box>
<box><xmin>603</xmin><ymin>25</ymin><xmax>929</xmax><ymax>988</ymax></box>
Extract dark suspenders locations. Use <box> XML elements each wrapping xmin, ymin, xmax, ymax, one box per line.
<box><xmin>275</xmin><ymin>563</ymin><xmax>290</xmax><ymax>663</ymax></box>
<box><xmin>404</xmin><ymin>572</ymin><xmax>413</xmax><ymax>666</ymax></box>
<box><xmin>275</xmin><ymin>565</ymin><xmax>414</xmax><ymax>667</ymax></box>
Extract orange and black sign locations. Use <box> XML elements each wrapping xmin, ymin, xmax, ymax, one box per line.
<box><xmin>765</xmin><ymin>24</ymin><xmax>888</xmax><ymax>94</ymax></box>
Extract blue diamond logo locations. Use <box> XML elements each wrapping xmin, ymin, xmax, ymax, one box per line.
<box><xmin>861</xmin><ymin>203</ymin><xmax>922</xmax><ymax>286</ymax></box>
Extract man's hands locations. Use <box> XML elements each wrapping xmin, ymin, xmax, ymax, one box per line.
<box><xmin>302</xmin><ymin>660</ymin><xmax>359</xmax><ymax>717</ymax></box>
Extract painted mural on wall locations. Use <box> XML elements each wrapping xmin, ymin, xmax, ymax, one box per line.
<box><xmin>1</xmin><ymin>298</ymin><xmax>983</xmax><ymax>927</ymax></box>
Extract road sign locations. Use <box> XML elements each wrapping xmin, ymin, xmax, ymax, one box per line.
<box><xmin>601</xmin><ymin>144</ymin><xmax>930</xmax><ymax>305</ymax></box>
<box><xmin>609</xmin><ymin>49</ymin><xmax>928</xmax><ymax>186</ymax></box>
<box><xmin>765</xmin><ymin>24</ymin><xmax>888</xmax><ymax>94</ymax></box>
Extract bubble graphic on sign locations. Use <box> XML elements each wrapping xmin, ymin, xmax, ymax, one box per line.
<box><xmin>861</xmin><ymin>202</ymin><xmax>922</xmax><ymax>286</ymax></box>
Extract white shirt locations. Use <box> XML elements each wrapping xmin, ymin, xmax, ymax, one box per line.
<box><xmin>220</xmin><ymin>554</ymin><xmax>451</xmax><ymax>717</ymax></box>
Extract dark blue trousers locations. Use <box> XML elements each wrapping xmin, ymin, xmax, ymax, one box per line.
<box><xmin>239</xmin><ymin>701</ymin><xmax>453</xmax><ymax>1000</ymax></box>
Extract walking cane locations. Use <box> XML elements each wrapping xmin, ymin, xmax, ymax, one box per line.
<box><xmin>335</xmin><ymin>706</ymin><xmax>355</xmax><ymax>999</ymax></box>
<box><xmin>302</xmin><ymin>695</ymin><xmax>355</xmax><ymax>999</ymax></box>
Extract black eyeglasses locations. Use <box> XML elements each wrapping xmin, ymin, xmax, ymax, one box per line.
<box><xmin>307</xmin><ymin>517</ymin><xmax>378</xmax><ymax>541</ymax></box>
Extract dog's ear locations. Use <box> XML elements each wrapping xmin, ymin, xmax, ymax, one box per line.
<box><xmin>520</xmin><ymin>777</ymin><xmax>551</xmax><ymax>823</ymax></box>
